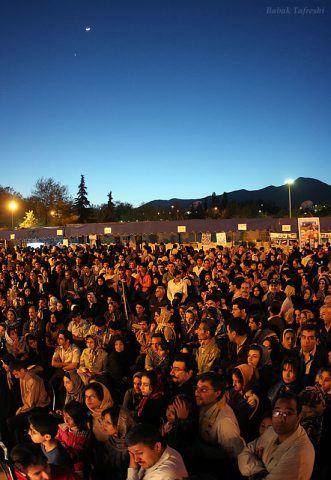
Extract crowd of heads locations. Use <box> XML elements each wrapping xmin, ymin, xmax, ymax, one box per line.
<box><xmin>0</xmin><ymin>239</ymin><xmax>330</xmax><ymax>479</ymax></box>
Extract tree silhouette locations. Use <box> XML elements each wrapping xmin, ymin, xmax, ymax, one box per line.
<box><xmin>30</xmin><ymin>178</ymin><xmax>70</xmax><ymax>226</ymax></box>
<box><xmin>74</xmin><ymin>175</ymin><xmax>90</xmax><ymax>222</ymax></box>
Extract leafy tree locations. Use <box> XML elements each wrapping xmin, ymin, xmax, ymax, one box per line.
<box><xmin>29</xmin><ymin>178</ymin><xmax>71</xmax><ymax>226</ymax></box>
<box><xmin>74</xmin><ymin>175</ymin><xmax>90</xmax><ymax>222</ymax></box>
<box><xmin>19</xmin><ymin>210</ymin><xmax>38</xmax><ymax>228</ymax></box>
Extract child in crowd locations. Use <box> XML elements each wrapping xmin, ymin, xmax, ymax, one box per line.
<box><xmin>28</xmin><ymin>411</ymin><xmax>73</xmax><ymax>469</ymax></box>
<box><xmin>56</xmin><ymin>401</ymin><xmax>90</xmax><ymax>478</ymax></box>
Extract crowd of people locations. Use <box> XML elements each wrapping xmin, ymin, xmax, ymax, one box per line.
<box><xmin>0</xmin><ymin>239</ymin><xmax>330</xmax><ymax>480</ymax></box>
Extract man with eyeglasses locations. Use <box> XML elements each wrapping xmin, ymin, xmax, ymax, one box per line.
<box><xmin>169</xmin><ymin>353</ymin><xmax>197</xmax><ymax>401</ymax></box>
<box><xmin>176</xmin><ymin>371</ymin><xmax>244</xmax><ymax>478</ymax></box>
<box><xmin>238</xmin><ymin>392</ymin><xmax>314</xmax><ymax>479</ymax></box>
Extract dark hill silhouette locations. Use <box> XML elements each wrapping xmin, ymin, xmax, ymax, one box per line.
<box><xmin>143</xmin><ymin>177</ymin><xmax>331</xmax><ymax>210</ymax></box>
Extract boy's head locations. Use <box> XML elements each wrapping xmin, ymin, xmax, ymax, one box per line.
<box><xmin>28</xmin><ymin>412</ymin><xmax>59</xmax><ymax>444</ymax></box>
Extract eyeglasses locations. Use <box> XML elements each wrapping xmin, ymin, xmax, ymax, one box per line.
<box><xmin>272</xmin><ymin>410</ymin><xmax>297</xmax><ymax>419</ymax></box>
<box><xmin>195</xmin><ymin>386</ymin><xmax>215</xmax><ymax>394</ymax></box>
<box><xmin>171</xmin><ymin>367</ymin><xmax>186</xmax><ymax>373</ymax></box>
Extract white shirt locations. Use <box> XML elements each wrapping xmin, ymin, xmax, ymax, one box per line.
<box><xmin>238</xmin><ymin>425</ymin><xmax>315</xmax><ymax>480</ymax></box>
<box><xmin>167</xmin><ymin>279</ymin><xmax>188</xmax><ymax>303</ymax></box>
<box><xmin>127</xmin><ymin>446</ymin><xmax>187</xmax><ymax>480</ymax></box>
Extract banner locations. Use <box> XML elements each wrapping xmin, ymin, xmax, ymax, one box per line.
<box><xmin>201</xmin><ymin>232</ymin><xmax>211</xmax><ymax>245</ymax></box>
<box><xmin>298</xmin><ymin>217</ymin><xmax>320</xmax><ymax>248</ymax></box>
<box><xmin>216</xmin><ymin>232</ymin><xmax>227</xmax><ymax>246</ymax></box>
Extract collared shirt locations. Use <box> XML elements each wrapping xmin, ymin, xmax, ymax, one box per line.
<box><xmin>127</xmin><ymin>446</ymin><xmax>187</xmax><ymax>480</ymax></box>
<box><xmin>238</xmin><ymin>425</ymin><xmax>314</xmax><ymax>480</ymax></box>
<box><xmin>300</xmin><ymin>345</ymin><xmax>317</xmax><ymax>375</ymax></box>
<box><xmin>196</xmin><ymin>338</ymin><xmax>220</xmax><ymax>374</ymax></box>
<box><xmin>68</xmin><ymin>318</ymin><xmax>90</xmax><ymax>339</ymax></box>
<box><xmin>199</xmin><ymin>402</ymin><xmax>244</xmax><ymax>458</ymax></box>
<box><xmin>53</xmin><ymin>344</ymin><xmax>81</xmax><ymax>365</ymax></box>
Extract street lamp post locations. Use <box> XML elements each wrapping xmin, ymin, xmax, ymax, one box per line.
<box><xmin>8</xmin><ymin>201</ymin><xmax>17</xmax><ymax>228</ymax></box>
<box><xmin>286</xmin><ymin>179</ymin><xmax>294</xmax><ymax>219</ymax></box>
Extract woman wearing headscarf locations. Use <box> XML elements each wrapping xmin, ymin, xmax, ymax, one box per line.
<box><xmin>100</xmin><ymin>405</ymin><xmax>135</xmax><ymax>480</ymax></box>
<box><xmin>78</xmin><ymin>335</ymin><xmax>108</xmax><ymax>384</ymax></box>
<box><xmin>135</xmin><ymin>370</ymin><xmax>165</xmax><ymax>427</ymax></box>
<box><xmin>228</xmin><ymin>363</ymin><xmax>261</xmax><ymax>441</ymax></box>
<box><xmin>63</xmin><ymin>370</ymin><xmax>85</xmax><ymax>405</ymax></box>
<box><xmin>84</xmin><ymin>381</ymin><xmax>114</xmax><ymax>442</ymax></box>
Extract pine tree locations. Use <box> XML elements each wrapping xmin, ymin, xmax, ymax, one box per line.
<box><xmin>74</xmin><ymin>175</ymin><xmax>90</xmax><ymax>222</ymax></box>
<box><xmin>103</xmin><ymin>191</ymin><xmax>115</xmax><ymax>221</ymax></box>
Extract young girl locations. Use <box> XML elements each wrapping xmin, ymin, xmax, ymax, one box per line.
<box><xmin>56</xmin><ymin>400</ymin><xmax>90</xmax><ymax>479</ymax></box>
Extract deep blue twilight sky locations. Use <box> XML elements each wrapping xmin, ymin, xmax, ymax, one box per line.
<box><xmin>1</xmin><ymin>0</ymin><xmax>330</xmax><ymax>207</ymax></box>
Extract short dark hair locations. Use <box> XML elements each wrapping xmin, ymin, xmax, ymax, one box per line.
<box><xmin>126</xmin><ymin>423</ymin><xmax>166</xmax><ymax>448</ymax></box>
<box><xmin>58</xmin><ymin>329</ymin><xmax>73</xmax><ymax>343</ymax></box>
<box><xmin>196</xmin><ymin>372</ymin><xmax>226</xmax><ymax>397</ymax></box>
<box><xmin>274</xmin><ymin>391</ymin><xmax>302</xmax><ymax>414</ymax></box>
<box><xmin>173</xmin><ymin>353</ymin><xmax>198</xmax><ymax>375</ymax></box>
<box><xmin>232</xmin><ymin>298</ymin><xmax>249</xmax><ymax>312</ymax></box>
<box><xmin>84</xmin><ymin>382</ymin><xmax>105</xmax><ymax>401</ymax></box>
<box><xmin>28</xmin><ymin>412</ymin><xmax>59</xmax><ymax>438</ymax></box>
<box><xmin>269</xmin><ymin>300</ymin><xmax>282</xmax><ymax>316</ymax></box>
<box><xmin>199</xmin><ymin>318</ymin><xmax>217</xmax><ymax>337</ymax></box>
<box><xmin>9</xmin><ymin>359</ymin><xmax>26</xmax><ymax>372</ymax></box>
<box><xmin>101</xmin><ymin>404</ymin><xmax>121</xmax><ymax>426</ymax></box>
<box><xmin>227</xmin><ymin>317</ymin><xmax>249</xmax><ymax>336</ymax></box>
<box><xmin>11</xmin><ymin>443</ymin><xmax>47</xmax><ymax>474</ymax></box>
<box><xmin>300</xmin><ymin>323</ymin><xmax>318</xmax><ymax>337</ymax></box>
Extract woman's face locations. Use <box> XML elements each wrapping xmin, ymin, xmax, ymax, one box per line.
<box><xmin>283</xmin><ymin>331</ymin><xmax>295</xmax><ymax>350</ymax></box>
<box><xmin>7</xmin><ymin>310</ymin><xmax>15</xmax><ymax>322</ymax></box>
<box><xmin>50</xmin><ymin>313</ymin><xmax>57</xmax><ymax>324</ymax></box>
<box><xmin>63</xmin><ymin>411</ymin><xmax>76</xmax><ymax>429</ymax></box>
<box><xmin>303</xmin><ymin>289</ymin><xmax>311</xmax><ymax>301</ymax></box>
<box><xmin>102</xmin><ymin>413</ymin><xmax>117</xmax><ymax>436</ymax></box>
<box><xmin>86</xmin><ymin>338</ymin><xmax>95</xmax><ymax>350</ymax></box>
<box><xmin>87</xmin><ymin>293</ymin><xmax>93</xmax><ymax>303</ymax></box>
<box><xmin>9</xmin><ymin>330</ymin><xmax>18</xmax><ymax>341</ymax></box>
<box><xmin>318</xmin><ymin>370</ymin><xmax>331</xmax><ymax>393</ymax></box>
<box><xmin>259</xmin><ymin>417</ymin><xmax>272</xmax><ymax>436</ymax></box>
<box><xmin>185</xmin><ymin>312</ymin><xmax>194</xmax><ymax>324</ymax></box>
<box><xmin>247</xmin><ymin>349</ymin><xmax>261</xmax><ymax>368</ymax></box>
<box><xmin>133</xmin><ymin>376</ymin><xmax>142</xmax><ymax>394</ymax></box>
<box><xmin>282</xmin><ymin>363</ymin><xmax>296</xmax><ymax>384</ymax></box>
<box><xmin>253</xmin><ymin>287</ymin><xmax>260</xmax><ymax>298</ymax></box>
<box><xmin>232</xmin><ymin>373</ymin><xmax>243</xmax><ymax>392</ymax></box>
<box><xmin>63</xmin><ymin>377</ymin><xmax>74</xmax><ymax>392</ymax></box>
<box><xmin>319</xmin><ymin>279</ymin><xmax>326</xmax><ymax>289</ymax></box>
<box><xmin>114</xmin><ymin>340</ymin><xmax>124</xmax><ymax>353</ymax></box>
<box><xmin>0</xmin><ymin>325</ymin><xmax>5</xmax><ymax>337</ymax></box>
<box><xmin>140</xmin><ymin>376</ymin><xmax>153</xmax><ymax>397</ymax></box>
<box><xmin>154</xmin><ymin>312</ymin><xmax>161</xmax><ymax>324</ymax></box>
<box><xmin>166</xmin><ymin>404</ymin><xmax>176</xmax><ymax>424</ymax></box>
<box><xmin>85</xmin><ymin>388</ymin><xmax>102</xmax><ymax>410</ymax></box>
<box><xmin>262</xmin><ymin>340</ymin><xmax>272</xmax><ymax>353</ymax></box>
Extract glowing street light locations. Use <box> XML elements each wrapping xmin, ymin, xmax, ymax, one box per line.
<box><xmin>285</xmin><ymin>179</ymin><xmax>294</xmax><ymax>219</ymax></box>
<box><xmin>8</xmin><ymin>200</ymin><xmax>17</xmax><ymax>228</ymax></box>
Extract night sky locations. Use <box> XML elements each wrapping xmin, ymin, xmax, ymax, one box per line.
<box><xmin>1</xmin><ymin>0</ymin><xmax>330</xmax><ymax>206</ymax></box>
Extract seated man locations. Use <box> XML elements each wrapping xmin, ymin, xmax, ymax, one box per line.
<box><xmin>10</xmin><ymin>443</ymin><xmax>77</xmax><ymax>480</ymax></box>
<box><xmin>238</xmin><ymin>392</ymin><xmax>315</xmax><ymax>480</ymax></box>
<box><xmin>7</xmin><ymin>359</ymin><xmax>50</xmax><ymax>444</ymax></box>
<box><xmin>126</xmin><ymin>423</ymin><xmax>188</xmax><ymax>480</ymax></box>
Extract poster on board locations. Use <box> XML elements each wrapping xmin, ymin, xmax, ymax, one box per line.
<box><xmin>201</xmin><ymin>232</ymin><xmax>211</xmax><ymax>245</ymax></box>
<box><xmin>298</xmin><ymin>217</ymin><xmax>320</xmax><ymax>248</ymax></box>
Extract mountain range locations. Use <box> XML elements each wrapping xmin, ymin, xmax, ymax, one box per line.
<box><xmin>143</xmin><ymin>177</ymin><xmax>331</xmax><ymax>210</ymax></box>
